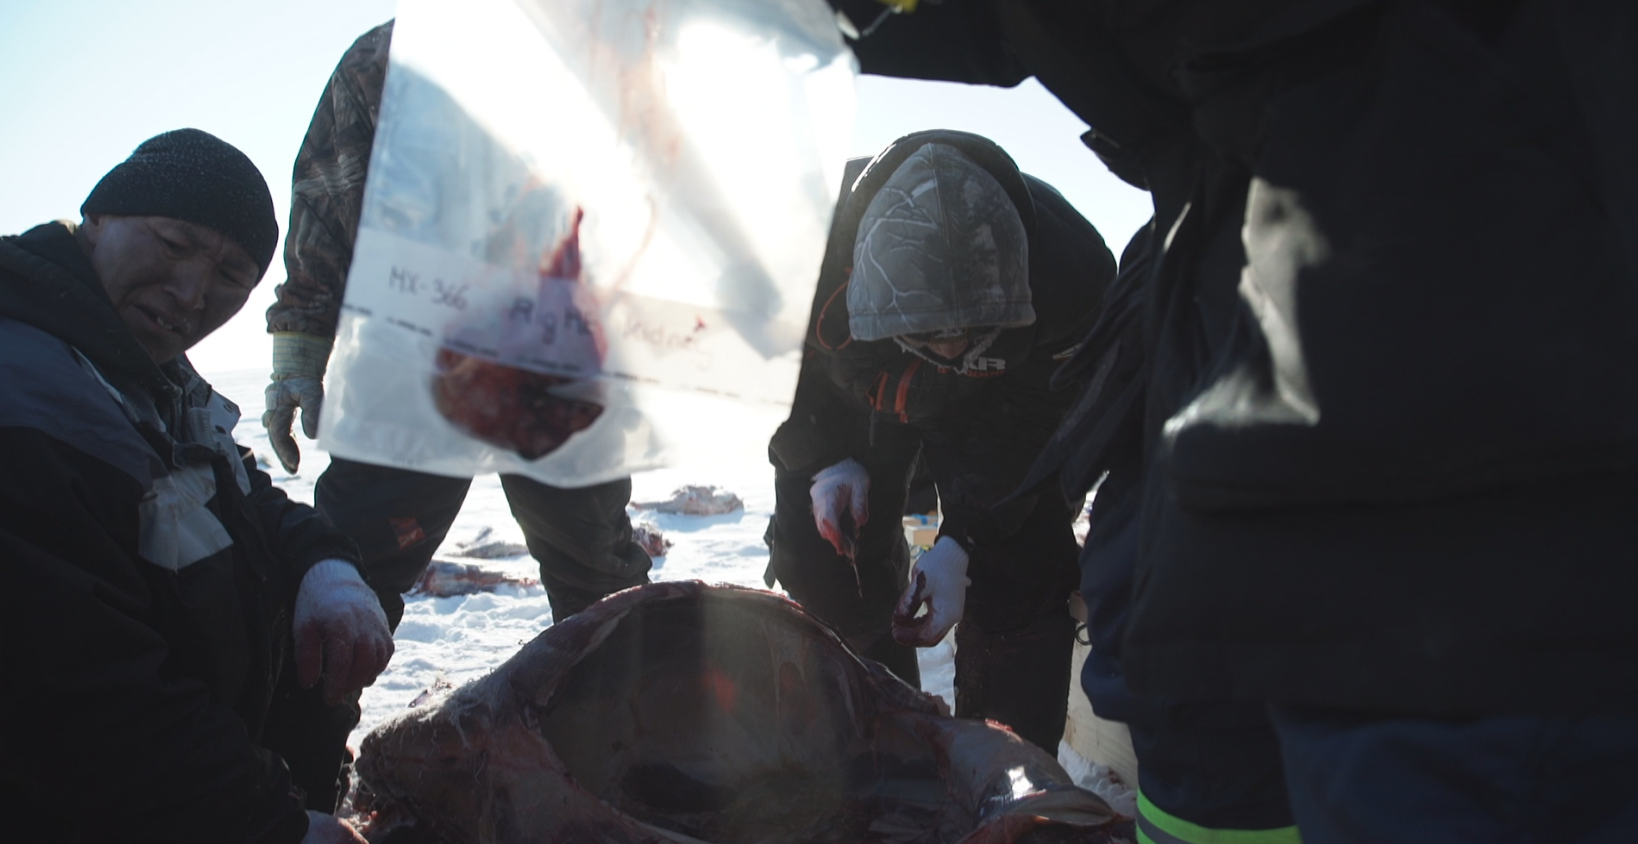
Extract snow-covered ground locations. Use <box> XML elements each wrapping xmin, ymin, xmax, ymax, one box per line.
<box><xmin>205</xmin><ymin>366</ymin><xmax>1134</xmax><ymax>818</ymax></box>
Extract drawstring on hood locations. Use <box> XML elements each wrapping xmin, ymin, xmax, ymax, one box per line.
<box><xmin>893</xmin><ymin>325</ymin><xmax>1004</xmax><ymax>374</ymax></box>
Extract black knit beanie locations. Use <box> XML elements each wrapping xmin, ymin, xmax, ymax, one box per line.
<box><xmin>81</xmin><ymin>128</ymin><xmax>279</xmax><ymax>277</ymax></box>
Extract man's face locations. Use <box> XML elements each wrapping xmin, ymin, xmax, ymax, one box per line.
<box><xmin>80</xmin><ymin>215</ymin><xmax>259</xmax><ymax>363</ymax></box>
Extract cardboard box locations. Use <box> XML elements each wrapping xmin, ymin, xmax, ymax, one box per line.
<box><xmin>1063</xmin><ymin>591</ymin><xmax>1139</xmax><ymax>787</ymax></box>
<box><xmin>1064</xmin><ymin>638</ymin><xmax>1140</xmax><ymax>789</ymax></box>
<box><xmin>902</xmin><ymin>514</ymin><xmax>939</xmax><ymax>549</ymax></box>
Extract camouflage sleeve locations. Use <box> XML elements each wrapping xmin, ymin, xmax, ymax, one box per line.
<box><xmin>265</xmin><ymin>20</ymin><xmax>394</xmax><ymax>337</ymax></box>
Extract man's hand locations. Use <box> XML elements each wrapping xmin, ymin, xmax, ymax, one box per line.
<box><xmin>302</xmin><ymin>811</ymin><xmax>368</xmax><ymax>844</ymax></box>
<box><xmin>262</xmin><ymin>332</ymin><xmax>332</xmax><ymax>474</ymax></box>
<box><xmin>892</xmin><ymin>537</ymin><xmax>970</xmax><ymax>647</ymax></box>
<box><xmin>294</xmin><ymin>560</ymin><xmax>393</xmax><ymax>706</ymax></box>
<box><xmin>810</xmin><ymin>458</ymin><xmax>870</xmax><ymax>559</ymax></box>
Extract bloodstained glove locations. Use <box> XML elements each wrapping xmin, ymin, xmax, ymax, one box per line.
<box><xmin>262</xmin><ymin>332</ymin><xmax>332</xmax><ymax>474</ymax></box>
<box><xmin>294</xmin><ymin>559</ymin><xmax>394</xmax><ymax>706</ymax></box>
<box><xmin>810</xmin><ymin>458</ymin><xmax>870</xmax><ymax>559</ymax></box>
<box><xmin>892</xmin><ymin>537</ymin><xmax>971</xmax><ymax>647</ymax></box>
<box><xmin>301</xmin><ymin>811</ymin><xmax>368</xmax><ymax>844</ymax></box>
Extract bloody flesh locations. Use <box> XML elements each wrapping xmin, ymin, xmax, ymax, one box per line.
<box><xmin>432</xmin><ymin>210</ymin><xmax>605</xmax><ymax>459</ymax></box>
<box><xmin>354</xmin><ymin>582</ymin><xmax>1134</xmax><ymax>844</ymax></box>
<box><xmin>431</xmin><ymin>352</ymin><xmax>602</xmax><ymax>459</ymax></box>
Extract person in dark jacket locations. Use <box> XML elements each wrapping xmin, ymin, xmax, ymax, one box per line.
<box><xmin>766</xmin><ymin>130</ymin><xmax>1115</xmax><ymax>754</ymax></box>
<box><xmin>823</xmin><ymin>2</ymin><xmax>1638</xmax><ymax>843</ymax></box>
<box><xmin>0</xmin><ymin>129</ymin><xmax>393</xmax><ymax>844</ymax></box>
<box><xmin>818</xmin><ymin>8</ymin><xmax>1302</xmax><ymax>841</ymax></box>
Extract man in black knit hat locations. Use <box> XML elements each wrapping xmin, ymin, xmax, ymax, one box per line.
<box><xmin>0</xmin><ymin>128</ymin><xmax>390</xmax><ymax>844</ymax></box>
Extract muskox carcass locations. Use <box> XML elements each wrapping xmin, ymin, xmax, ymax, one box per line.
<box><xmin>355</xmin><ymin>582</ymin><xmax>1134</xmax><ymax>844</ymax></box>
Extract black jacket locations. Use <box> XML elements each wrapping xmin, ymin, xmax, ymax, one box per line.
<box><xmin>771</xmin><ymin>133</ymin><xmax>1115</xmax><ymax>549</ymax></box>
<box><xmin>831</xmin><ymin>0</ymin><xmax>1638</xmax><ymax>715</ymax></box>
<box><xmin>0</xmin><ymin>223</ymin><xmax>362</xmax><ymax>843</ymax></box>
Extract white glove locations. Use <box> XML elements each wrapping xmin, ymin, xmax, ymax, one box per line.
<box><xmin>810</xmin><ymin>458</ymin><xmax>870</xmax><ymax>559</ymax></box>
<box><xmin>893</xmin><ymin>537</ymin><xmax>971</xmax><ymax>647</ymax></box>
<box><xmin>294</xmin><ymin>560</ymin><xmax>393</xmax><ymax>706</ymax></box>
<box><xmin>301</xmin><ymin>811</ymin><xmax>367</xmax><ymax>844</ymax></box>
<box><xmin>262</xmin><ymin>332</ymin><xmax>332</xmax><ymax>474</ymax></box>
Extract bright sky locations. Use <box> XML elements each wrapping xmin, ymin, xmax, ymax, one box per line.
<box><xmin>0</xmin><ymin>0</ymin><xmax>1150</xmax><ymax>378</ymax></box>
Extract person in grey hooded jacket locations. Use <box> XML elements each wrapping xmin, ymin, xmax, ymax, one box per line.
<box><xmin>765</xmin><ymin>130</ymin><xmax>1115</xmax><ymax>752</ymax></box>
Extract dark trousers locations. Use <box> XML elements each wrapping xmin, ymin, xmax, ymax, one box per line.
<box><xmin>766</xmin><ymin>431</ymin><xmax>924</xmax><ymax>687</ymax></box>
<box><xmin>765</xmin><ymin>433</ymin><xmax>1079</xmax><ymax>753</ymax></box>
<box><xmin>1078</xmin><ymin>487</ymin><xmax>1296</xmax><ymax>842</ymax></box>
<box><xmin>1081</xmin><ymin>649</ymin><xmax>1296</xmax><ymax>843</ymax></box>
<box><xmin>269</xmin><ymin>457</ymin><xmax>651</xmax><ymax>810</ymax></box>
<box><xmin>952</xmin><ymin>496</ymin><xmax>1080</xmax><ymax>754</ymax></box>
<box><xmin>1269</xmin><ymin>706</ymin><xmax>1638</xmax><ymax>844</ymax></box>
<box><xmin>1126</xmin><ymin>712</ymin><xmax>1297</xmax><ymax>843</ymax></box>
<box><xmin>315</xmin><ymin>457</ymin><xmax>651</xmax><ymax>623</ymax></box>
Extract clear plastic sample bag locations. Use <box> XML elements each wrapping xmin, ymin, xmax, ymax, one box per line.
<box><xmin>321</xmin><ymin>0</ymin><xmax>855</xmax><ymax>486</ymax></box>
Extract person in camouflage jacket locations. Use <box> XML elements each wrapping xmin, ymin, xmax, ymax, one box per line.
<box><xmin>262</xmin><ymin>20</ymin><xmax>653</xmax><ymax>810</ymax></box>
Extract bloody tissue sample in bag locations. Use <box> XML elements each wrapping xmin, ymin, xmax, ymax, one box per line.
<box><xmin>431</xmin><ymin>351</ymin><xmax>603</xmax><ymax>459</ymax></box>
<box><xmin>433</xmin><ymin>210</ymin><xmax>606</xmax><ymax>460</ymax></box>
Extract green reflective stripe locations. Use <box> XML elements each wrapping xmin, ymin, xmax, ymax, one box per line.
<box><xmin>1137</xmin><ymin>792</ymin><xmax>1303</xmax><ymax>844</ymax></box>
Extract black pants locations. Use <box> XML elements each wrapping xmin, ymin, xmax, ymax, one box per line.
<box><xmin>1080</xmin><ymin>480</ymin><xmax>1295</xmax><ymax>840</ymax></box>
<box><xmin>766</xmin><ymin>426</ymin><xmax>925</xmax><ymax>687</ymax></box>
<box><xmin>1270</xmin><ymin>706</ymin><xmax>1638</xmax><ymax>844</ymax></box>
<box><xmin>1126</xmin><ymin>712</ymin><xmax>1297</xmax><ymax>841</ymax></box>
<box><xmin>766</xmin><ymin>430</ymin><xmax>1079</xmax><ymax>753</ymax></box>
<box><xmin>268</xmin><ymin>457</ymin><xmax>651</xmax><ymax>810</ymax></box>
<box><xmin>314</xmin><ymin>457</ymin><xmax>652</xmax><ymax>624</ymax></box>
